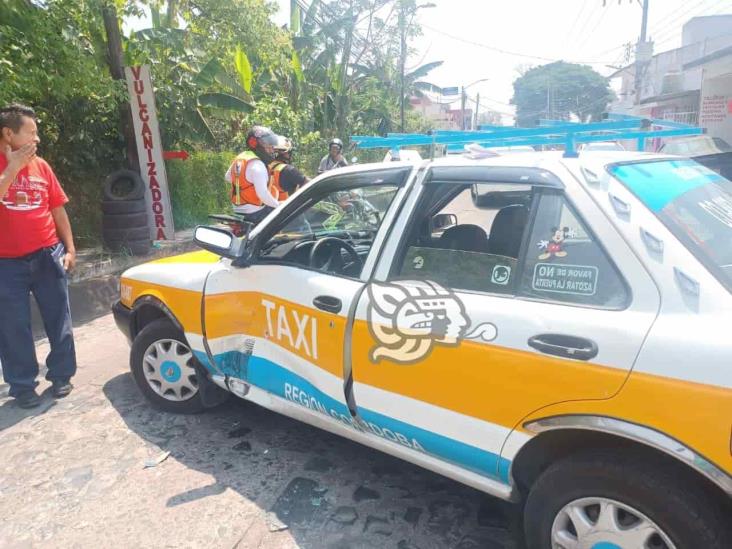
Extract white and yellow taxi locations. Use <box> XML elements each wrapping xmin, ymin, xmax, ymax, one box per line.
<box><xmin>114</xmin><ymin>150</ymin><xmax>732</xmax><ymax>548</ymax></box>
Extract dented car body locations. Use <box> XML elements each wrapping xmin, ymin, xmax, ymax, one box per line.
<box><xmin>114</xmin><ymin>151</ymin><xmax>732</xmax><ymax>547</ymax></box>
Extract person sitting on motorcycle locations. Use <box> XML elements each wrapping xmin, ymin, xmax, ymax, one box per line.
<box><xmin>225</xmin><ymin>125</ymin><xmax>281</xmax><ymax>225</ymax></box>
<box><xmin>318</xmin><ymin>138</ymin><xmax>348</xmax><ymax>174</ymax></box>
<box><xmin>269</xmin><ymin>135</ymin><xmax>310</xmax><ymax>201</ymax></box>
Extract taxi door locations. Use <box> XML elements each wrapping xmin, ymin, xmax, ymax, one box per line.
<box><xmin>201</xmin><ymin>166</ymin><xmax>415</xmax><ymax>430</ymax></box>
<box><xmin>348</xmin><ymin>164</ymin><xmax>660</xmax><ymax>488</ymax></box>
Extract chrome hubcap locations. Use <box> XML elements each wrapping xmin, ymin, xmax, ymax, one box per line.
<box><xmin>551</xmin><ymin>497</ymin><xmax>676</xmax><ymax>549</ymax></box>
<box><xmin>142</xmin><ymin>338</ymin><xmax>198</xmax><ymax>402</ymax></box>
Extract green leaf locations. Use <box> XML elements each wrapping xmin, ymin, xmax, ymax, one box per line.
<box><xmin>405</xmin><ymin>60</ymin><xmax>443</xmax><ymax>82</ymax></box>
<box><xmin>150</xmin><ymin>5</ymin><xmax>161</xmax><ymax>29</ymax></box>
<box><xmin>291</xmin><ymin>50</ymin><xmax>304</xmax><ymax>83</ymax></box>
<box><xmin>290</xmin><ymin>0</ymin><xmax>301</xmax><ymax>34</ymax></box>
<box><xmin>413</xmin><ymin>81</ymin><xmax>442</xmax><ymax>94</ymax></box>
<box><xmin>198</xmin><ymin>93</ymin><xmax>253</xmax><ymax>112</ymax></box>
<box><xmin>234</xmin><ymin>46</ymin><xmax>253</xmax><ymax>94</ymax></box>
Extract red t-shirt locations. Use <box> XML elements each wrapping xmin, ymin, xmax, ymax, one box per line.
<box><xmin>0</xmin><ymin>153</ymin><xmax>69</xmax><ymax>258</ymax></box>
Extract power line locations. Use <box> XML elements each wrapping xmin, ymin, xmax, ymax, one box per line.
<box><xmin>421</xmin><ymin>23</ymin><xmax>617</xmax><ymax>65</ymax></box>
<box><xmin>565</xmin><ymin>0</ymin><xmax>590</xmax><ymax>47</ymax></box>
<box><xmin>572</xmin><ymin>4</ymin><xmax>606</xmax><ymax>52</ymax></box>
<box><xmin>649</xmin><ymin>0</ymin><xmax>708</xmax><ymax>42</ymax></box>
<box><xmin>577</xmin><ymin>5</ymin><xmax>611</xmax><ymax>51</ymax></box>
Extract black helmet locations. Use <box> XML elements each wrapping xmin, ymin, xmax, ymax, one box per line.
<box><xmin>329</xmin><ymin>138</ymin><xmax>343</xmax><ymax>151</ymax></box>
<box><xmin>246</xmin><ymin>125</ymin><xmax>278</xmax><ymax>163</ymax></box>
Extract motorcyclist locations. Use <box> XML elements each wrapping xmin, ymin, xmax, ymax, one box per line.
<box><xmin>269</xmin><ymin>135</ymin><xmax>310</xmax><ymax>201</ymax></box>
<box><xmin>317</xmin><ymin>138</ymin><xmax>348</xmax><ymax>174</ymax></box>
<box><xmin>225</xmin><ymin>125</ymin><xmax>281</xmax><ymax>226</ymax></box>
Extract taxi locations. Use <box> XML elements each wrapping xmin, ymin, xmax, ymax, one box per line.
<box><xmin>113</xmin><ymin>139</ymin><xmax>732</xmax><ymax>548</ymax></box>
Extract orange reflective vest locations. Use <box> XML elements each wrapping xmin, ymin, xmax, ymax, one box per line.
<box><xmin>229</xmin><ymin>151</ymin><xmax>278</xmax><ymax>206</ymax></box>
<box><xmin>268</xmin><ymin>161</ymin><xmax>289</xmax><ymax>201</ymax></box>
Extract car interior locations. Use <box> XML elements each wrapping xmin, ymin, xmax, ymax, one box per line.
<box><xmin>254</xmin><ymin>184</ymin><xmax>400</xmax><ymax>278</ymax></box>
<box><xmin>396</xmin><ymin>182</ymin><xmax>534</xmax><ymax>293</ymax></box>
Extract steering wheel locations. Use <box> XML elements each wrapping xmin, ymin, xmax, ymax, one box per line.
<box><xmin>309</xmin><ymin>237</ymin><xmax>363</xmax><ymax>274</ymax></box>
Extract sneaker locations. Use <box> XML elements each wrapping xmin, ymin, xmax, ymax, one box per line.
<box><xmin>51</xmin><ymin>379</ymin><xmax>73</xmax><ymax>398</ymax></box>
<box><xmin>15</xmin><ymin>390</ymin><xmax>41</xmax><ymax>408</ymax></box>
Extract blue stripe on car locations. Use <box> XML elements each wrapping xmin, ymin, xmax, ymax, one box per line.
<box><xmin>194</xmin><ymin>350</ymin><xmax>512</xmax><ymax>484</ymax></box>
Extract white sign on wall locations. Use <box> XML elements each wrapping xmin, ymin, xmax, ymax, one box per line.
<box><xmin>700</xmin><ymin>73</ymin><xmax>732</xmax><ymax>146</ymax></box>
<box><xmin>124</xmin><ymin>65</ymin><xmax>175</xmax><ymax>240</ymax></box>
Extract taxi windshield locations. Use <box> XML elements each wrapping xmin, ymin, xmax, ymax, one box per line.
<box><xmin>609</xmin><ymin>159</ymin><xmax>732</xmax><ymax>291</ymax></box>
<box><xmin>271</xmin><ymin>186</ymin><xmax>397</xmax><ymax>242</ymax></box>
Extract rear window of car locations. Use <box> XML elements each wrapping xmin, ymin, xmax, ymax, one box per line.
<box><xmin>609</xmin><ymin>159</ymin><xmax>732</xmax><ymax>292</ymax></box>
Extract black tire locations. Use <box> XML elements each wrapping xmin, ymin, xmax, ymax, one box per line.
<box><xmin>130</xmin><ymin>318</ymin><xmax>205</xmax><ymax>414</ymax></box>
<box><xmin>104</xmin><ymin>238</ymin><xmax>152</xmax><ymax>256</ymax></box>
<box><xmin>103</xmin><ymin>226</ymin><xmax>150</xmax><ymax>242</ymax></box>
<box><xmin>102</xmin><ymin>212</ymin><xmax>149</xmax><ymax>231</ymax></box>
<box><xmin>523</xmin><ymin>449</ymin><xmax>732</xmax><ymax>549</ymax></box>
<box><xmin>102</xmin><ymin>199</ymin><xmax>147</xmax><ymax>215</ymax></box>
<box><xmin>103</xmin><ymin>169</ymin><xmax>145</xmax><ymax>201</ymax></box>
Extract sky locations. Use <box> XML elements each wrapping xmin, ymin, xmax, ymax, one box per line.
<box><xmin>127</xmin><ymin>1</ymin><xmax>732</xmax><ymax>124</ymax></box>
<box><xmin>270</xmin><ymin>0</ymin><xmax>732</xmax><ymax>123</ymax></box>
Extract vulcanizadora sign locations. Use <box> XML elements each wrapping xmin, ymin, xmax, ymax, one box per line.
<box><xmin>124</xmin><ymin>65</ymin><xmax>175</xmax><ymax>240</ymax></box>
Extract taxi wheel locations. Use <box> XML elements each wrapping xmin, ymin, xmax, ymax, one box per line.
<box><xmin>130</xmin><ymin>319</ymin><xmax>205</xmax><ymax>414</ymax></box>
<box><xmin>523</xmin><ymin>449</ymin><xmax>731</xmax><ymax>549</ymax></box>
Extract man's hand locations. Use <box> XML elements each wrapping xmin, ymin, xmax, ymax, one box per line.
<box><xmin>4</xmin><ymin>142</ymin><xmax>37</xmax><ymax>171</ymax></box>
<box><xmin>63</xmin><ymin>249</ymin><xmax>76</xmax><ymax>272</ymax></box>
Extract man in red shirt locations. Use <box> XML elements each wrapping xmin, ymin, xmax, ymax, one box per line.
<box><xmin>0</xmin><ymin>104</ymin><xmax>77</xmax><ymax>408</ymax></box>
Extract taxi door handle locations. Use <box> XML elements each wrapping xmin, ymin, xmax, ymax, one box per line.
<box><xmin>313</xmin><ymin>295</ymin><xmax>342</xmax><ymax>314</ymax></box>
<box><xmin>528</xmin><ymin>334</ymin><xmax>598</xmax><ymax>361</ymax></box>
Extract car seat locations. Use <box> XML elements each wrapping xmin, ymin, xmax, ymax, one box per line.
<box><xmin>438</xmin><ymin>224</ymin><xmax>490</xmax><ymax>253</ymax></box>
<box><xmin>488</xmin><ymin>205</ymin><xmax>528</xmax><ymax>258</ymax></box>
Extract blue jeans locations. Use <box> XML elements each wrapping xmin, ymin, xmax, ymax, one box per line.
<box><xmin>0</xmin><ymin>243</ymin><xmax>77</xmax><ymax>396</ymax></box>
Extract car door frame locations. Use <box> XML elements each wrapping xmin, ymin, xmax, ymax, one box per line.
<box><xmin>200</xmin><ymin>162</ymin><xmax>423</xmax><ymax>436</ymax></box>
<box><xmin>346</xmin><ymin>160</ymin><xmax>661</xmax><ymax>496</ymax></box>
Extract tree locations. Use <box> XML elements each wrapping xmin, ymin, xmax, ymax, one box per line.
<box><xmin>511</xmin><ymin>61</ymin><xmax>615</xmax><ymax>127</ymax></box>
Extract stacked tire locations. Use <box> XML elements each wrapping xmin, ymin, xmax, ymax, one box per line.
<box><xmin>102</xmin><ymin>169</ymin><xmax>152</xmax><ymax>256</ymax></box>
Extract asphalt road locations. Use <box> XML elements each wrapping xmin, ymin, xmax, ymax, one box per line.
<box><xmin>0</xmin><ymin>313</ymin><xmax>522</xmax><ymax>549</ymax></box>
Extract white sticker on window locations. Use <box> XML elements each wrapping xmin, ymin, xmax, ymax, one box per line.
<box><xmin>532</xmin><ymin>263</ymin><xmax>598</xmax><ymax>296</ymax></box>
<box><xmin>491</xmin><ymin>264</ymin><xmax>512</xmax><ymax>285</ymax></box>
<box><xmin>699</xmin><ymin>195</ymin><xmax>732</xmax><ymax>229</ymax></box>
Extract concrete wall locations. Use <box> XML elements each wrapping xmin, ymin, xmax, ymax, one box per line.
<box><xmin>682</xmin><ymin>15</ymin><xmax>732</xmax><ymax>47</ymax></box>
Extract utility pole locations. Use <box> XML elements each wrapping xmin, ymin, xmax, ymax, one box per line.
<box><xmin>634</xmin><ymin>0</ymin><xmax>651</xmax><ymax>105</ymax></box>
<box><xmin>102</xmin><ymin>4</ymin><xmax>139</xmax><ymax>173</ymax></box>
<box><xmin>473</xmin><ymin>92</ymin><xmax>480</xmax><ymax>130</ymax></box>
<box><xmin>460</xmin><ymin>86</ymin><xmax>466</xmax><ymax>130</ymax></box>
<box><xmin>399</xmin><ymin>0</ymin><xmax>407</xmax><ymax>133</ymax></box>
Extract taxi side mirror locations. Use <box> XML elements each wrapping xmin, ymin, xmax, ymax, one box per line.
<box><xmin>194</xmin><ymin>225</ymin><xmax>245</xmax><ymax>260</ymax></box>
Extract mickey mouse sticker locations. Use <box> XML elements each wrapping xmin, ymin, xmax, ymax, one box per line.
<box><xmin>537</xmin><ymin>226</ymin><xmax>576</xmax><ymax>260</ymax></box>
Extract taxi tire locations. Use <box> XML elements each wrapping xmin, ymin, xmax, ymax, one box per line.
<box><xmin>523</xmin><ymin>449</ymin><xmax>731</xmax><ymax>549</ymax></box>
<box><xmin>130</xmin><ymin>319</ymin><xmax>206</xmax><ymax>414</ymax></box>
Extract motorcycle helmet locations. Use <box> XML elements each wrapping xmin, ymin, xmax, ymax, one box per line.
<box><xmin>246</xmin><ymin>125</ymin><xmax>278</xmax><ymax>163</ymax></box>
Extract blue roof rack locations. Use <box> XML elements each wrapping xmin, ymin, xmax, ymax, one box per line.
<box><xmin>351</xmin><ymin>114</ymin><xmax>704</xmax><ymax>158</ymax></box>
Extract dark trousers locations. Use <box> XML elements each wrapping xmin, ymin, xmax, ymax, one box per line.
<box><xmin>0</xmin><ymin>243</ymin><xmax>76</xmax><ymax>396</ymax></box>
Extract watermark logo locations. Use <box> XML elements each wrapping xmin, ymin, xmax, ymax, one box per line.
<box><xmin>367</xmin><ymin>280</ymin><xmax>497</xmax><ymax>364</ymax></box>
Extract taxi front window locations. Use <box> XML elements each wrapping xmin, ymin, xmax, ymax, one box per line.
<box><xmin>273</xmin><ymin>186</ymin><xmax>398</xmax><ymax>239</ymax></box>
<box><xmin>609</xmin><ymin>159</ymin><xmax>732</xmax><ymax>291</ymax></box>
